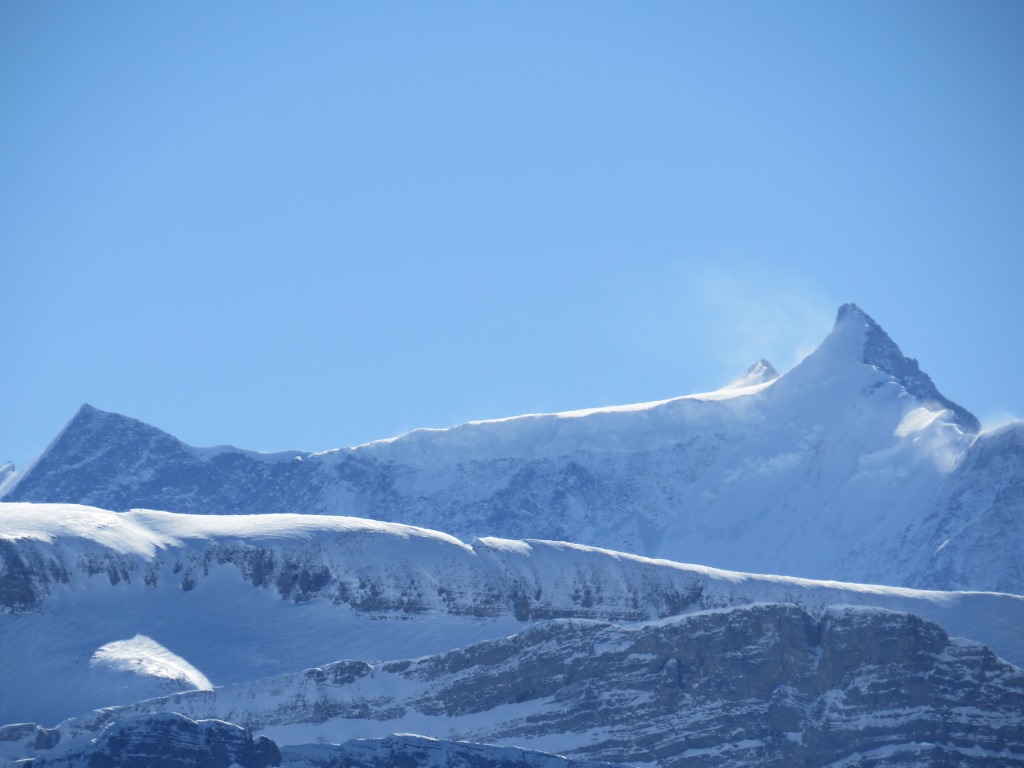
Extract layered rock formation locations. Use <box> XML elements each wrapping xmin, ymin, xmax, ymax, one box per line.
<box><xmin>3</xmin><ymin>502</ymin><xmax>1024</xmax><ymax>729</ymax></box>
<box><xmin>13</xmin><ymin>604</ymin><xmax>1023</xmax><ymax>768</ymax></box>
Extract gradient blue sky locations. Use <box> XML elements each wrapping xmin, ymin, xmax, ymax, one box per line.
<box><xmin>3</xmin><ymin>1</ymin><xmax>1023</xmax><ymax>471</ymax></box>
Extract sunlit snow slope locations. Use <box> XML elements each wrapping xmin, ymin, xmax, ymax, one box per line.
<box><xmin>4</xmin><ymin>304</ymin><xmax>1019</xmax><ymax>593</ymax></box>
<box><xmin>2</xmin><ymin>502</ymin><xmax>1022</xmax><ymax>728</ymax></box>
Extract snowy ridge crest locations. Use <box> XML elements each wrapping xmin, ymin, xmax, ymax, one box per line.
<box><xmin>1</xmin><ymin>304</ymin><xmax>1012</xmax><ymax>595</ymax></box>
<box><xmin>1</xmin><ymin>501</ymin><xmax>1022</xmax><ymax>706</ymax></box>
<box><xmin>835</xmin><ymin>303</ymin><xmax>980</xmax><ymax>433</ymax></box>
<box><xmin>725</xmin><ymin>359</ymin><xmax>779</xmax><ymax>389</ymax></box>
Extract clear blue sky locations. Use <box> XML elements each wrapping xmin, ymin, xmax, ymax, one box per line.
<box><xmin>3</xmin><ymin>1</ymin><xmax>1023</xmax><ymax>471</ymax></box>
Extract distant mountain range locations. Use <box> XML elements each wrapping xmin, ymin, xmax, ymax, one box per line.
<box><xmin>5</xmin><ymin>304</ymin><xmax>1021</xmax><ymax>593</ymax></box>
<box><xmin>2</xmin><ymin>303</ymin><xmax>1022</xmax><ymax>767</ymax></box>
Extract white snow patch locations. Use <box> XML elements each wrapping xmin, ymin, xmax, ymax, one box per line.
<box><xmin>90</xmin><ymin>635</ymin><xmax>213</xmax><ymax>690</ymax></box>
<box><xmin>895</xmin><ymin>406</ymin><xmax>942</xmax><ymax>437</ymax></box>
<box><xmin>188</xmin><ymin>445</ymin><xmax>310</xmax><ymax>464</ymax></box>
<box><xmin>474</xmin><ymin>537</ymin><xmax>533</xmax><ymax>555</ymax></box>
<box><xmin>333</xmin><ymin>377</ymin><xmax>776</xmax><ymax>456</ymax></box>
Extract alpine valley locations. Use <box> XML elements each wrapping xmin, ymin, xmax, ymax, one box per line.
<box><xmin>1</xmin><ymin>304</ymin><xmax>1022</xmax><ymax>767</ymax></box>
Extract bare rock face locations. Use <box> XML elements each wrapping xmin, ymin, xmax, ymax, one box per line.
<box><xmin>838</xmin><ymin>303</ymin><xmax>980</xmax><ymax>433</ymax></box>
<box><xmin>0</xmin><ymin>723</ymin><xmax>59</xmax><ymax>754</ymax></box>
<box><xmin>23</xmin><ymin>604</ymin><xmax>1023</xmax><ymax>768</ymax></box>
<box><xmin>10</xmin><ymin>720</ymin><xmax>622</xmax><ymax>768</ymax></box>
<box><xmin>2</xmin><ymin>405</ymin><xmax>329</xmax><ymax>517</ymax></box>
<box><xmin>390</xmin><ymin>605</ymin><xmax>1024</xmax><ymax>767</ymax></box>
<box><xmin>281</xmin><ymin>735</ymin><xmax>626</xmax><ymax>768</ymax></box>
<box><xmin>0</xmin><ymin>538</ymin><xmax>70</xmax><ymax>611</ymax></box>
<box><xmin>26</xmin><ymin>713</ymin><xmax>279</xmax><ymax>768</ymax></box>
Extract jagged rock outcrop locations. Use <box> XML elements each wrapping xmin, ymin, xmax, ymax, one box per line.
<box><xmin>281</xmin><ymin>735</ymin><xmax>625</xmax><ymax>768</ymax></box>
<box><xmin>22</xmin><ymin>604</ymin><xmax>1024</xmax><ymax>768</ymax></box>
<box><xmin>5</xmin><ymin>306</ymin><xmax>1008</xmax><ymax>594</ymax></box>
<box><xmin>0</xmin><ymin>723</ymin><xmax>59</xmax><ymax>754</ymax></box>
<box><xmin>2</xmin><ymin>720</ymin><xmax>622</xmax><ymax>768</ymax></box>
<box><xmin>22</xmin><ymin>713</ymin><xmax>279</xmax><ymax>768</ymax></box>
<box><xmin>840</xmin><ymin>302</ymin><xmax>980</xmax><ymax>433</ymax></box>
<box><xmin>724</xmin><ymin>358</ymin><xmax>779</xmax><ymax>389</ymax></box>
<box><xmin>4</xmin><ymin>404</ymin><xmax>325</xmax><ymax>518</ymax></box>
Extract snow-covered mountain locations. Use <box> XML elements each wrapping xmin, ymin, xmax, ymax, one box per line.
<box><xmin>841</xmin><ymin>420</ymin><xmax>1024</xmax><ymax>593</ymax></box>
<box><xmin>4</xmin><ymin>304</ymin><xmax>1016</xmax><ymax>594</ymax></box>
<box><xmin>2</xmin><ymin>502</ymin><xmax>1023</xmax><ymax>731</ymax></box>
<box><xmin>2</xmin><ymin>303</ymin><xmax>1022</xmax><ymax>767</ymax></box>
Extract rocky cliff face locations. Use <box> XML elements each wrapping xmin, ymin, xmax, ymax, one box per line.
<box><xmin>20</xmin><ymin>714</ymin><xmax>280</xmax><ymax>768</ymax></box>
<box><xmin>843</xmin><ymin>302</ymin><xmax>980</xmax><ymax>433</ymax></box>
<box><xmin>4</xmin><ymin>404</ymin><xmax>327</xmax><ymax>518</ymax></box>
<box><xmin>2</xmin><ymin>719</ymin><xmax>621</xmax><ymax>768</ymax></box>
<box><xmin>5</xmin><ymin>503</ymin><xmax>1024</xmax><ymax>730</ymax></box>
<box><xmin>17</xmin><ymin>604</ymin><xmax>1023</xmax><ymax>768</ymax></box>
<box><xmin>5</xmin><ymin>306</ymin><xmax>1011</xmax><ymax>593</ymax></box>
<box><xmin>281</xmin><ymin>735</ymin><xmax>624</xmax><ymax>768</ymax></box>
<box><xmin>3</xmin><ymin>503</ymin><xmax>1024</xmax><ymax>705</ymax></box>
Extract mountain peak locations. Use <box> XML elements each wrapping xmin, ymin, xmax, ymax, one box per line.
<box><xmin>1</xmin><ymin>405</ymin><xmax>189</xmax><ymax>506</ymax></box>
<box><xmin>826</xmin><ymin>304</ymin><xmax>980</xmax><ymax>433</ymax></box>
<box><xmin>835</xmin><ymin>302</ymin><xmax>871</xmax><ymax>324</ymax></box>
<box><xmin>725</xmin><ymin>359</ymin><xmax>780</xmax><ymax>389</ymax></box>
<box><xmin>59</xmin><ymin>403</ymin><xmax>143</xmax><ymax>444</ymax></box>
<box><xmin>54</xmin><ymin>403</ymin><xmax>109</xmax><ymax>432</ymax></box>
